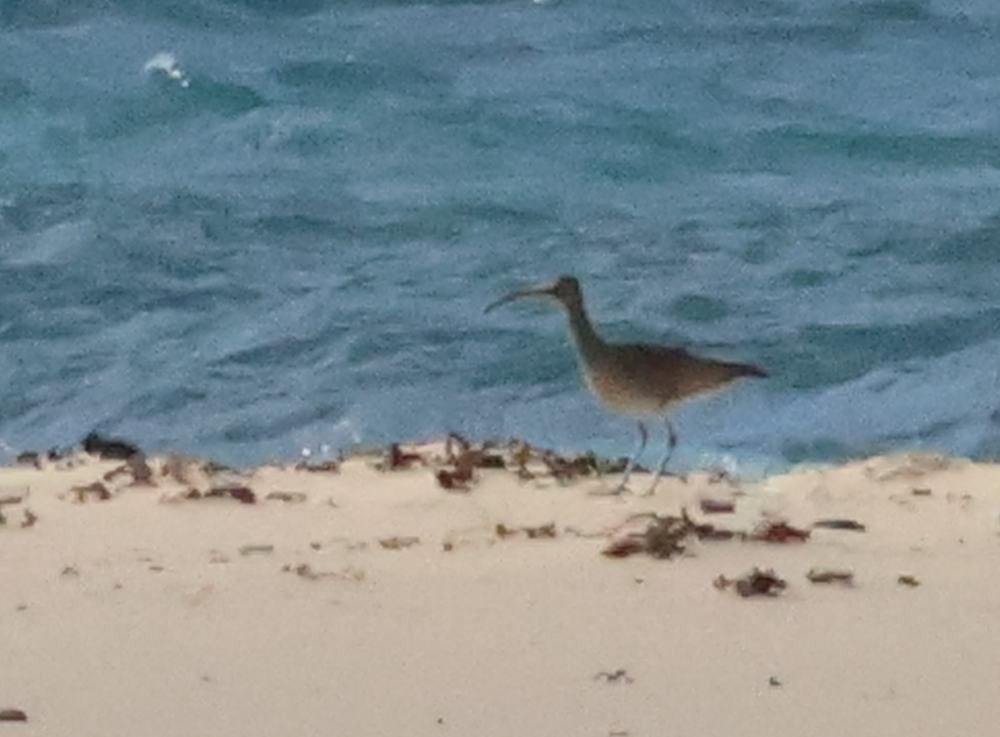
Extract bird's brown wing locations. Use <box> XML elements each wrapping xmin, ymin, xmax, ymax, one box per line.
<box><xmin>612</xmin><ymin>343</ymin><xmax>766</xmax><ymax>405</ymax></box>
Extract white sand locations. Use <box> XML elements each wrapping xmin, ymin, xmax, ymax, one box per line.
<box><xmin>2</xmin><ymin>445</ymin><xmax>999</xmax><ymax>736</ymax></box>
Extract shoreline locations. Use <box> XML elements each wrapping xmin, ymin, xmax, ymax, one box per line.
<box><xmin>2</xmin><ymin>438</ymin><xmax>999</xmax><ymax>736</ymax></box>
<box><xmin>0</xmin><ymin>431</ymin><xmax>911</xmax><ymax>483</ymax></box>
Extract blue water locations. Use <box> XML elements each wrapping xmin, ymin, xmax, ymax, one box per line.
<box><xmin>2</xmin><ymin>0</ymin><xmax>1000</xmax><ymax>470</ymax></box>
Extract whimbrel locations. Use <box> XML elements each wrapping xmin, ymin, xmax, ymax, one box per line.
<box><xmin>486</xmin><ymin>275</ymin><xmax>766</xmax><ymax>495</ymax></box>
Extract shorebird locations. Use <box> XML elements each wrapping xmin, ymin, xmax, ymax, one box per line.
<box><xmin>486</xmin><ymin>275</ymin><xmax>766</xmax><ymax>495</ymax></box>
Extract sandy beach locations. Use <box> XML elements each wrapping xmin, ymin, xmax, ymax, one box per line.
<box><xmin>2</xmin><ymin>439</ymin><xmax>999</xmax><ymax>736</ymax></box>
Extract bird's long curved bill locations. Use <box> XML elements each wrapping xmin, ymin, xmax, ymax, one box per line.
<box><xmin>484</xmin><ymin>285</ymin><xmax>555</xmax><ymax>314</ymax></box>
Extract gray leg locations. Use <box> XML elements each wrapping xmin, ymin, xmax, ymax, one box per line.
<box><xmin>618</xmin><ymin>421</ymin><xmax>647</xmax><ymax>491</ymax></box>
<box><xmin>643</xmin><ymin>416</ymin><xmax>678</xmax><ymax>496</ymax></box>
<box><xmin>590</xmin><ymin>421</ymin><xmax>646</xmax><ymax>496</ymax></box>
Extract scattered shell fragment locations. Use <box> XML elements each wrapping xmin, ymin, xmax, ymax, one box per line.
<box><xmin>806</xmin><ymin>567</ymin><xmax>854</xmax><ymax>585</ymax></box>
<box><xmin>0</xmin><ymin>709</ymin><xmax>27</xmax><ymax>722</ymax></box>
<box><xmin>562</xmin><ymin>525</ymin><xmax>608</xmax><ymax>539</ymax></box>
<box><xmin>265</xmin><ymin>491</ymin><xmax>307</xmax><ymax>503</ymax></box>
<box><xmin>378</xmin><ymin>536</ymin><xmax>421</xmax><ymax>550</ymax></box>
<box><xmin>283</xmin><ymin>563</ymin><xmax>365</xmax><ymax>582</ymax></box>
<box><xmin>897</xmin><ymin>574</ymin><xmax>921</xmax><ymax>587</ymax></box>
<box><xmin>239</xmin><ymin>544</ymin><xmax>275</xmax><ymax>556</ymax></box>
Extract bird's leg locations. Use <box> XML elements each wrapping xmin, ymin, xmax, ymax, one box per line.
<box><xmin>643</xmin><ymin>416</ymin><xmax>678</xmax><ymax>496</ymax></box>
<box><xmin>619</xmin><ymin>421</ymin><xmax>648</xmax><ymax>492</ymax></box>
<box><xmin>590</xmin><ymin>421</ymin><xmax>646</xmax><ymax>496</ymax></box>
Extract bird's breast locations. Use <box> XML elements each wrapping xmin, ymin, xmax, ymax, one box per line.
<box><xmin>581</xmin><ymin>364</ymin><xmax>668</xmax><ymax>418</ymax></box>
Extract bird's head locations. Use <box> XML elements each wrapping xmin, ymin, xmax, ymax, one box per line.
<box><xmin>485</xmin><ymin>275</ymin><xmax>582</xmax><ymax>314</ymax></box>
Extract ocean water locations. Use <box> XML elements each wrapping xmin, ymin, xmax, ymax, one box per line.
<box><xmin>2</xmin><ymin>0</ymin><xmax>1000</xmax><ymax>471</ymax></box>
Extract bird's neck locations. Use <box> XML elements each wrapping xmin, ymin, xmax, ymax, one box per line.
<box><xmin>565</xmin><ymin>301</ymin><xmax>606</xmax><ymax>362</ymax></box>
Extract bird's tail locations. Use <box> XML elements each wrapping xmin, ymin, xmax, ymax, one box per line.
<box><xmin>727</xmin><ymin>361</ymin><xmax>768</xmax><ymax>379</ymax></box>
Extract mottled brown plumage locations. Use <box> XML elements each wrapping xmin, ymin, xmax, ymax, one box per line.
<box><xmin>486</xmin><ymin>275</ymin><xmax>766</xmax><ymax>494</ymax></box>
<box><xmin>582</xmin><ymin>343</ymin><xmax>765</xmax><ymax>417</ymax></box>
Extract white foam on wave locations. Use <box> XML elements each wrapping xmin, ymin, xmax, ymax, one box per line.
<box><xmin>143</xmin><ymin>51</ymin><xmax>190</xmax><ymax>88</ymax></box>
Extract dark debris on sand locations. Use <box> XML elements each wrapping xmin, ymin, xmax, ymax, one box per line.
<box><xmin>602</xmin><ymin>508</ymin><xmax>818</xmax><ymax>560</ymax></box>
<box><xmin>82</xmin><ymin>431</ymin><xmax>141</xmax><ymax>460</ymax></box>
<box><xmin>182</xmin><ymin>484</ymin><xmax>256</xmax><ymax>504</ymax></box>
<box><xmin>714</xmin><ymin>567</ymin><xmax>787</xmax><ymax>598</ymax></box>
<box><xmin>495</xmin><ymin>522</ymin><xmax>557</xmax><ymax>540</ymax></box>
<box><xmin>265</xmin><ymin>491</ymin><xmax>307</xmax><ymax>503</ymax></box>
<box><xmin>602</xmin><ymin>509</ymin><xmax>735</xmax><ymax>560</ymax></box>
<box><xmin>375</xmin><ymin>435</ymin><xmax>646</xmax><ymax>491</ymax></box>
<box><xmin>103</xmin><ymin>455</ymin><xmax>155</xmax><ymax>487</ymax></box>
<box><xmin>295</xmin><ymin>460</ymin><xmax>340</xmax><ymax>473</ymax></box>
<box><xmin>541</xmin><ymin>449</ymin><xmax>635</xmax><ymax>485</ymax></box>
<box><xmin>15</xmin><ymin>451</ymin><xmax>41</xmax><ymax>469</ymax></box>
<box><xmin>0</xmin><ymin>500</ymin><xmax>33</xmax><ymax>530</ymax></box>
<box><xmin>593</xmin><ymin>669</ymin><xmax>634</xmax><ymax>684</ymax></box>
<box><xmin>435</xmin><ymin>434</ymin><xmax>506</xmax><ymax>491</ymax></box>
<box><xmin>378</xmin><ymin>536</ymin><xmax>421</xmax><ymax>550</ymax></box>
<box><xmin>381</xmin><ymin>443</ymin><xmax>426</xmax><ymax>471</ymax></box>
<box><xmin>71</xmin><ymin>481</ymin><xmax>112</xmax><ymax>502</ymax></box>
<box><xmin>699</xmin><ymin>498</ymin><xmax>735</xmax><ymax>514</ymax></box>
<box><xmin>749</xmin><ymin>520</ymin><xmax>810</xmax><ymax>543</ymax></box>
<box><xmin>205</xmin><ymin>485</ymin><xmax>256</xmax><ymax>504</ymax></box>
<box><xmin>813</xmin><ymin>518</ymin><xmax>867</xmax><ymax>532</ymax></box>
